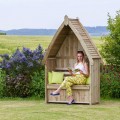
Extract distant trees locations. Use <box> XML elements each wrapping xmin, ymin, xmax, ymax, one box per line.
<box><xmin>0</xmin><ymin>32</ymin><xmax>6</xmax><ymax>35</ymax></box>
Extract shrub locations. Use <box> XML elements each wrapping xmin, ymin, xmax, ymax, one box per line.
<box><xmin>0</xmin><ymin>45</ymin><xmax>44</xmax><ymax>97</ymax></box>
<box><xmin>30</xmin><ymin>66</ymin><xmax>45</xmax><ymax>98</ymax></box>
<box><xmin>100</xmin><ymin>65</ymin><xmax>120</xmax><ymax>98</ymax></box>
<box><xmin>0</xmin><ymin>69</ymin><xmax>6</xmax><ymax>97</ymax></box>
<box><xmin>100</xmin><ymin>10</ymin><xmax>120</xmax><ymax>65</ymax></box>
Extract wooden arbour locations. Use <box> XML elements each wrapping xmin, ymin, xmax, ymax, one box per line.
<box><xmin>43</xmin><ymin>15</ymin><xmax>102</xmax><ymax>105</ymax></box>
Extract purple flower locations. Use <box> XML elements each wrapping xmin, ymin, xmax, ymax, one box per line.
<box><xmin>23</xmin><ymin>47</ymin><xmax>33</xmax><ymax>56</ymax></box>
<box><xmin>6</xmin><ymin>63</ymin><xmax>11</xmax><ymax>69</ymax></box>
<box><xmin>1</xmin><ymin>45</ymin><xmax>44</xmax><ymax>76</ymax></box>
<box><xmin>0</xmin><ymin>54</ymin><xmax>9</xmax><ymax>60</ymax></box>
<box><xmin>28</xmin><ymin>62</ymin><xmax>33</xmax><ymax>67</ymax></box>
<box><xmin>21</xmin><ymin>56</ymin><xmax>27</xmax><ymax>62</ymax></box>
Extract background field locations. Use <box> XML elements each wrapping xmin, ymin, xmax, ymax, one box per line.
<box><xmin>0</xmin><ymin>35</ymin><xmax>103</xmax><ymax>55</ymax></box>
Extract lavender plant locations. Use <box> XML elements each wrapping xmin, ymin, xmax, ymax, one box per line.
<box><xmin>0</xmin><ymin>44</ymin><xmax>44</xmax><ymax>97</ymax></box>
<box><xmin>1</xmin><ymin>45</ymin><xmax>44</xmax><ymax>77</ymax></box>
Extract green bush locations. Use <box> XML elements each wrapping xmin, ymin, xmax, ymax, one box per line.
<box><xmin>30</xmin><ymin>66</ymin><xmax>45</xmax><ymax>98</ymax></box>
<box><xmin>100</xmin><ymin>65</ymin><xmax>120</xmax><ymax>98</ymax></box>
<box><xmin>5</xmin><ymin>74</ymin><xmax>31</xmax><ymax>97</ymax></box>
<box><xmin>100</xmin><ymin>10</ymin><xmax>120</xmax><ymax>65</ymax></box>
<box><xmin>0</xmin><ymin>69</ymin><xmax>6</xmax><ymax>97</ymax></box>
<box><xmin>100</xmin><ymin>10</ymin><xmax>120</xmax><ymax>99</ymax></box>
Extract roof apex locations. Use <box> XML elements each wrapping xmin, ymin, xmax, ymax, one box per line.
<box><xmin>64</xmin><ymin>15</ymin><xmax>69</xmax><ymax>26</ymax></box>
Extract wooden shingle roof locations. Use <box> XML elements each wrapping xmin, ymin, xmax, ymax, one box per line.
<box><xmin>44</xmin><ymin>15</ymin><xmax>102</xmax><ymax>64</ymax></box>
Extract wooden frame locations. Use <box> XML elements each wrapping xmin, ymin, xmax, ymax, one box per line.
<box><xmin>43</xmin><ymin>15</ymin><xmax>102</xmax><ymax>105</ymax></box>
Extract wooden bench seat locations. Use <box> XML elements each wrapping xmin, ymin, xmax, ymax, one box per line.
<box><xmin>46</xmin><ymin>68</ymin><xmax>90</xmax><ymax>104</ymax></box>
<box><xmin>47</xmin><ymin>84</ymin><xmax>90</xmax><ymax>90</ymax></box>
<box><xmin>47</xmin><ymin>83</ymin><xmax>90</xmax><ymax>104</ymax></box>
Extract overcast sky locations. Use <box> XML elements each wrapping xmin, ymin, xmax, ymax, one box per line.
<box><xmin>0</xmin><ymin>0</ymin><xmax>119</xmax><ymax>30</ymax></box>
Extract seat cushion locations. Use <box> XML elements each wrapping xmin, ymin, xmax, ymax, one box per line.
<box><xmin>52</xmin><ymin>71</ymin><xmax>64</xmax><ymax>84</ymax></box>
<box><xmin>48</xmin><ymin>72</ymin><xmax>52</xmax><ymax>84</ymax></box>
<box><xmin>86</xmin><ymin>76</ymin><xmax>90</xmax><ymax>84</ymax></box>
<box><xmin>49</xmin><ymin>71</ymin><xmax>64</xmax><ymax>84</ymax></box>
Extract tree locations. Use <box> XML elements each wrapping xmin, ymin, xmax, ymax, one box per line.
<box><xmin>100</xmin><ymin>10</ymin><xmax>120</xmax><ymax>65</ymax></box>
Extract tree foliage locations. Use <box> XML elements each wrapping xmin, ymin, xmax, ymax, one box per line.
<box><xmin>101</xmin><ymin>10</ymin><xmax>120</xmax><ymax>65</ymax></box>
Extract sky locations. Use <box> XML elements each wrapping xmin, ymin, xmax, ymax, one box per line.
<box><xmin>0</xmin><ymin>0</ymin><xmax>120</xmax><ymax>30</ymax></box>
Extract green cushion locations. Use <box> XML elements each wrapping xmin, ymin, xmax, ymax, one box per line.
<box><xmin>48</xmin><ymin>72</ymin><xmax>52</xmax><ymax>84</ymax></box>
<box><xmin>51</xmin><ymin>71</ymin><xmax>64</xmax><ymax>84</ymax></box>
<box><xmin>86</xmin><ymin>76</ymin><xmax>90</xmax><ymax>84</ymax></box>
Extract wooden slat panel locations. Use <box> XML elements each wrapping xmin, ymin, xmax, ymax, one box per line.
<box><xmin>77</xmin><ymin>29</ymin><xmax>85</xmax><ymax>32</ymax></box>
<box><xmin>45</xmin><ymin>65</ymin><xmax>48</xmax><ymax>103</ymax></box>
<box><xmin>90</xmin><ymin>54</ymin><xmax>99</xmax><ymax>56</ymax></box>
<box><xmin>88</xmin><ymin>50</ymin><xmax>97</xmax><ymax>52</ymax></box>
<box><xmin>75</xmin><ymin>28</ymin><xmax>84</xmax><ymax>31</ymax></box>
<box><xmin>75</xmin><ymin>27</ymin><xmax>84</xmax><ymax>30</ymax></box>
<box><xmin>47</xmin><ymin>84</ymin><xmax>90</xmax><ymax>90</ymax></box>
<box><xmin>81</xmin><ymin>36</ymin><xmax>89</xmax><ymax>39</ymax></box>
<box><xmin>55</xmin><ymin>68</ymin><xmax>68</xmax><ymax>71</ymax></box>
<box><xmin>70</xmin><ymin>19</ymin><xmax>78</xmax><ymax>21</ymax></box>
<box><xmin>85</xmin><ymin>43</ymin><xmax>93</xmax><ymax>46</ymax></box>
<box><xmin>79</xmin><ymin>33</ymin><xmax>86</xmax><ymax>36</ymax></box>
<box><xmin>86</xmin><ymin>44</ymin><xmax>94</xmax><ymax>46</ymax></box>
<box><xmin>91</xmin><ymin>54</ymin><xmax>99</xmax><ymax>56</ymax></box>
<box><xmin>84</xmin><ymin>41</ymin><xmax>92</xmax><ymax>44</ymax></box>
<box><xmin>87</xmin><ymin>47</ymin><xmax>94</xmax><ymax>50</ymax></box>
<box><xmin>89</xmin><ymin>52</ymin><xmax>98</xmax><ymax>54</ymax></box>
<box><xmin>88</xmin><ymin>46</ymin><xmax>94</xmax><ymax>50</ymax></box>
<box><xmin>73</xmin><ymin>25</ymin><xmax>80</xmax><ymax>27</ymax></box>
<box><xmin>84</xmin><ymin>40</ymin><xmax>90</xmax><ymax>42</ymax></box>
<box><xmin>74</xmin><ymin>27</ymin><xmax>83</xmax><ymax>29</ymax></box>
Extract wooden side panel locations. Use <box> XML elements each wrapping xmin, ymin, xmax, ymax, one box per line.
<box><xmin>45</xmin><ymin>58</ymin><xmax>56</xmax><ymax>103</ymax></box>
<box><xmin>47</xmin><ymin>89</ymin><xmax>90</xmax><ymax>103</ymax></box>
<box><xmin>47</xmin><ymin>58</ymin><xmax>56</xmax><ymax>72</ymax></box>
<box><xmin>90</xmin><ymin>59</ymin><xmax>100</xmax><ymax>104</ymax></box>
<box><xmin>45</xmin><ymin>65</ymin><xmax>48</xmax><ymax>103</ymax></box>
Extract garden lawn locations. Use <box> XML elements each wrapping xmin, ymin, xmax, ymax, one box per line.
<box><xmin>0</xmin><ymin>98</ymin><xmax>119</xmax><ymax>120</ymax></box>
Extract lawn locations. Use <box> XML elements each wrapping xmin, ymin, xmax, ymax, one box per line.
<box><xmin>0</xmin><ymin>98</ymin><xmax>119</xmax><ymax>120</ymax></box>
<box><xmin>0</xmin><ymin>35</ymin><xmax>103</xmax><ymax>55</ymax></box>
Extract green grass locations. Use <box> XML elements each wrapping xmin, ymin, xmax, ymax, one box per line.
<box><xmin>91</xmin><ymin>36</ymin><xmax>103</xmax><ymax>50</ymax></box>
<box><xmin>0</xmin><ymin>98</ymin><xmax>119</xmax><ymax>120</ymax></box>
<box><xmin>0</xmin><ymin>35</ymin><xmax>103</xmax><ymax>55</ymax></box>
<box><xmin>0</xmin><ymin>35</ymin><xmax>53</xmax><ymax>54</ymax></box>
